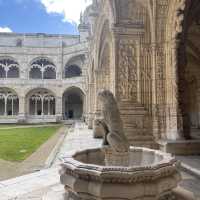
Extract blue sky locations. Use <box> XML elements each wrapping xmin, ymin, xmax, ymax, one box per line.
<box><xmin>0</xmin><ymin>0</ymin><xmax>91</xmax><ymax>35</ymax></box>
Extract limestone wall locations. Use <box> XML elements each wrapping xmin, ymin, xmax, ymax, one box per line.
<box><xmin>0</xmin><ymin>32</ymin><xmax>88</xmax><ymax>123</ymax></box>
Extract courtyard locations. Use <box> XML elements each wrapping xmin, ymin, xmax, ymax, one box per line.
<box><xmin>0</xmin><ymin>124</ymin><xmax>66</xmax><ymax>181</ymax></box>
<box><xmin>0</xmin><ymin>0</ymin><xmax>200</xmax><ymax>199</ymax></box>
<box><xmin>0</xmin><ymin>122</ymin><xmax>199</xmax><ymax>200</ymax></box>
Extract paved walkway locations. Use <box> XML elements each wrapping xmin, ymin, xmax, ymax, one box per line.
<box><xmin>177</xmin><ymin>155</ymin><xmax>200</xmax><ymax>178</ymax></box>
<box><xmin>0</xmin><ymin>122</ymin><xmax>199</xmax><ymax>199</ymax></box>
<box><xmin>52</xmin><ymin>122</ymin><xmax>102</xmax><ymax>166</ymax></box>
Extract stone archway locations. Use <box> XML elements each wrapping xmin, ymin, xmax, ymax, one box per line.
<box><xmin>62</xmin><ymin>87</ymin><xmax>85</xmax><ymax>120</ymax></box>
<box><xmin>165</xmin><ymin>0</ymin><xmax>200</xmax><ymax>140</ymax></box>
<box><xmin>0</xmin><ymin>87</ymin><xmax>19</xmax><ymax>116</ymax></box>
<box><xmin>26</xmin><ymin>88</ymin><xmax>56</xmax><ymax>116</ymax></box>
<box><xmin>177</xmin><ymin>1</ymin><xmax>200</xmax><ymax>139</ymax></box>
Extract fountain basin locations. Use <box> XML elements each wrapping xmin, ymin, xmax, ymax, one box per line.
<box><xmin>60</xmin><ymin>147</ymin><xmax>181</xmax><ymax>200</ymax></box>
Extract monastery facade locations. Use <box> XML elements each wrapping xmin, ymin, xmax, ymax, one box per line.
<box><xmin>1</xmin><ymin>0</ymin><xmax>200</xmax><ymax>153</ymax></box>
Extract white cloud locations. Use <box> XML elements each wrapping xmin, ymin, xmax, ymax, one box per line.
<box><xmin>0</xmin><ymin>27</ymin><xmax>12</xmax><ymax>33</ymax></box>
<box><xmin>40</xmin><ymin>0</ymin><xmax>92</xmax><ymax>24</ymax></box>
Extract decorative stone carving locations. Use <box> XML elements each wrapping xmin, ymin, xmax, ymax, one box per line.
<box><xmin>60</xmin><ymin>147</ymin><xmax>181</xmax><ymax>200</ymax></box>
<box><xmin>98</xmin><ymin>90</ymin><xmax>130</xmax><ymax>153</ymax></box>
<box><xmin>118</xmin><ymin>39</ymin><xmax>137</xmax><ymax>101</ymax></box>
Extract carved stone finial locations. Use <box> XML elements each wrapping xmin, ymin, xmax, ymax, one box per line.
<box><xmin>97</xmin><ymin>89</ymin><xmax>130</xmax><ymax>153</ymax></box>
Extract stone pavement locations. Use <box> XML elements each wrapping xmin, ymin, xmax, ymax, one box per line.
<box><xmin>0</xmin><ymin>122</ymin><xmax>200</xmax><ymax>199</ymax></box>
<box><xmin>177</xmin><ymin>155</ymin><xmax>200</xmax><ymax>179</ymax></box>
<box><xmin>52</xmin><ymin>122</ymin><xmax>102</xmax><ymax>166</ymax></box>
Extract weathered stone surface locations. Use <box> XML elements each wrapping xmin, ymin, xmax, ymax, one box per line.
<box><xmin>60</xmin><ymin>147</ymin><xmax>181</xmax><ymax>200</ymax></box>
<box><xmin>98</xmin><ymin>90</ymin><xmax>130</xmax><ymax>153</ymax></box>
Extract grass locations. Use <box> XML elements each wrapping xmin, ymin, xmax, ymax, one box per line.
<box><xmin>0</xmin><ymin>123</ymin><xmax>61</xmax><ymax>129</ymax></box>
<box><xmin>0</xmin><ymin>126</ymin><xmax>61</xmax><ymax>162</ymax></box>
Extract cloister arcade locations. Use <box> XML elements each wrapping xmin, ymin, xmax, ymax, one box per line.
<box><xmin>0</xmin><ymin>56</ymin><xmax>84</xmax><ymax>80</ymax></box>
<box><xmin>0</xmin><ymin>86</ymin><xmax>85</xmax><ymax>123</ymax></box>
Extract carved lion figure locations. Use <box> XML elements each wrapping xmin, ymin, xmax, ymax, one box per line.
<box><xmin>98</xmin><ymin>90</ymin><xmax>130</xmax><ymax>153</ymax></box>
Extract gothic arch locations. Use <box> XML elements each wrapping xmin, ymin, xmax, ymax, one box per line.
<box><xmin>29</xmin><ymin>57</ymin><xmax>56</xmax><ymax>79</ymax></box>
<box><xmin>64</xmin><ymin>55</ymin><xmax>84</xmax><ymax>78</ymax></box>
<box><xmin>0</xmin><ymin>87</ymin><xmax>19</xmax><ymax>116</ymax></box>
<box><xmin>62</xmin><ymin>86</ymin><xmax>85</xmax><ymax>120</ymax></box>
<box><xmin>165</xmin><ymin>0</ymin><xmax>200</xmax><ymax>139</ymax></box>
<box><xmin>0</xmin><ymin>57</ymin><xmax>20</xmax><ymax>78</ymax></box>
<box><xmin>25</xmin><ymin>88</ymin><xmax>56</xmax><ymax>116</ymax></box>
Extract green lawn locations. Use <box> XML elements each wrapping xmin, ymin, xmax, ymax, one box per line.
<box><xmin>0</xmin><ymin>123</ymin><xmax>60</xmax><ymax>129</ymax></box>
<box><xmin>0</xmin><ymin>126</ymin><xmax>61</xmax><ymax>162</ymax></box>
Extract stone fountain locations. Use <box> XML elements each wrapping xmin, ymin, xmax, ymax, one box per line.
<box><xmin>60</xmin><ymin>90</ymin><xmax>181</xmax><ymax>200</ymax></box>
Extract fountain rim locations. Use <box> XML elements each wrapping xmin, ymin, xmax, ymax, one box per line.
<box><xmin>60</xmin><ymin>146</ymin><xmax>180</xmax><ymax>184</ymax></box>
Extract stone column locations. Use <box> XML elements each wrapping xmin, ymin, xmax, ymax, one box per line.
<box><xmin>11</xmin><ymin>98</ymin><xmax>14</xmax><ymax>116</ymax></box>
<box><xmin>151</xmin><ymin>44</ymin><xmax>160</xmax><ymax>139</ymax></box>
<box><xmin>18</xmin><ymin>96</ymin><xmax>26</xmax><ymax>123</ymax></box>
<box><xmin>4</xmin><ymin>97</ymin><xmax>7</xmax><ymax>116</ymax></box>
<box><xmin>56</xmin><ymin>96</ymin><xmax>62</xmax><ymax>122</ymax></box>
<box><xmin>165</xmin><ymin>40</ymin><xmax>183</xmax><ymax>140</ymax></box>
<box><xmin>35</xmin><ymin>100</ymin><xmax>37</xmax><ymax>115</ymax></box>
<box><xmin>48</xmin><ymin>100</ymin><xmax>50</xmax><ymax>115</ymax></box>
<box><xmin>88</xmin><ymin>83</ymin><xmax>95</xmax><ymax>129</ymax></box>
<box><xmin>41</xmin><ymin>98</ymin><xmax>44</xmax><ymax>116</ymax></box>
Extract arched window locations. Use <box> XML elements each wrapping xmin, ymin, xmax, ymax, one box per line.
<box><xmin>30</xmin><ymin>67</ymin><xmax>42</xmax><ymax>79</ymax></box>
<box><xmin>65</xmin><ymin>65</ymin><xmax>82</xmax><ymax>78</ymax></box>
<box><xmin>0</xmin><ymin>88</ymin><xmax>19</xmax><ymax>116</ymax></box>
<box><xmin>7</xmin><ymin>66</ymin><xmax>20</xmax><ymax>78</ymax></box>
<box><xmin>43</xmin><ymin>67</ymin><xmax>56</xmax><ymax>79</ymax></box>
<box><xmin>27</xmin><ymin>89</ymin><xmax>55</xmax><ymax>115</ymax></box>
<box><xmin>0</xmin><ymin>66</ymin><xmax>6</xmax><ymax>78</ymax></box>
<box><xmin>29</xmin><ymin>58</ymin><xmax>56</xmax><ymax>79</ymax></box>
<box><xmin>0</xmin><ymin>58</ymin><xmax>19</xmax><ymax>78</ymax></box>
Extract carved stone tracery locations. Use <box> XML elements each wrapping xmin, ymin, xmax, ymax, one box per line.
<box><xmin>118</xmin><ymin>39</ymin><xmax>137</xmax><ymax>101</ymax></box>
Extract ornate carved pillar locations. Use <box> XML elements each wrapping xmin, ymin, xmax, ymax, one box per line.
<box><xmin>165</xmin><ymin>40</ymin><xmax>182</xmax><ymax>140</ymax></box>
<box><xmin>113</xmin><ymin>26</ymin><xmax>156</xmax><ymax>148</ymax></box>
<box><xmin>93</xmin><ymin>70</ymin><xmax>102</xmax><ymax>119</ymax></box>
<box><xmin>88</xmin><ymin>83</ymin><xmax>95</xmax><ymax>129</ymax></box>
